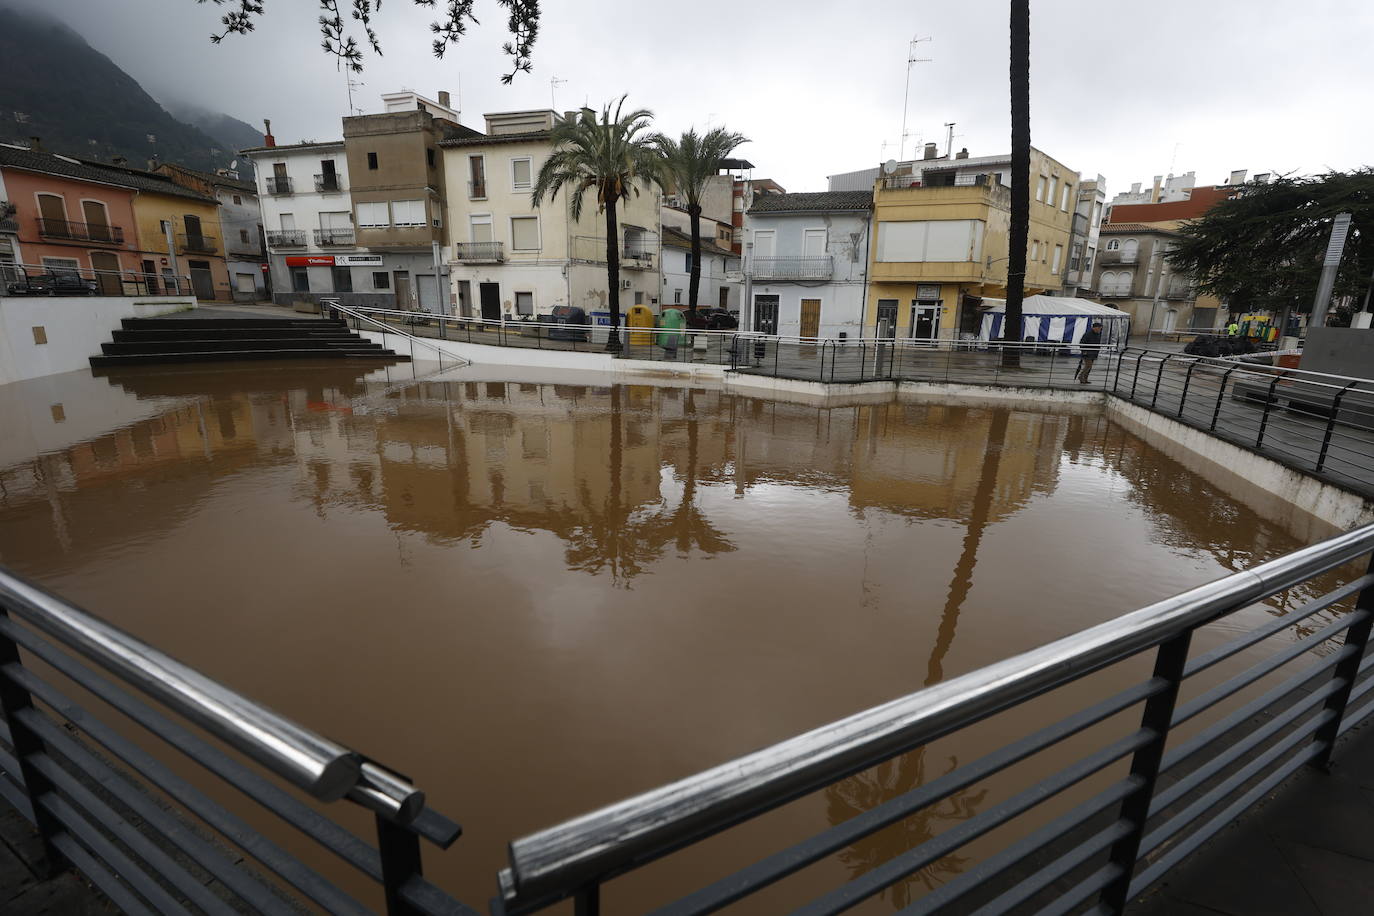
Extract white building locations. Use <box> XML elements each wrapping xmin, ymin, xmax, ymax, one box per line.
<box><xmin>743</xmin><ymin>190</ymin><xmax>873</xmax><ymax>338</ymax></box>
<box><xmin>1110</xmin><ymin>171</ymin><xmax>1195</xmax><ymax>207</ymax></box>
<box><xmin>440</xmin><ymin>109</ymin><xmax>662</xmax><ymax>320</ymax></box>
<box><xmin>660</xmin><ymin>226</ymin><xmax>739</xmax><ymax>313</ymax></box>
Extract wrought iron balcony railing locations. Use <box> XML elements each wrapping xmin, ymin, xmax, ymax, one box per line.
<box><xmin>36</xmin><ymin>218</ymin><xmax>125</xmax><ymax>245</ymax></box>
<box><xmin>622</xmin><ymin>247</ymin><xmax>655</xmax><ymax>269</ymax></box>
<box><xmin>313</xmin><ymin>228</ymin><xmax>355</xmax><ymax>247</ymax></box>
<box><xmin>468</xmin><ymin>180</ymin><xmax>487</xmax><ymax>199</ymax></box>
<box><xmin>266</xmin><ymin>229</ymin><xmax>307</xmax><ymax>247</ymax></box>
<box><xmin>313</xmin><ymin>174</ymin><xmax>342</xmax><ymax>192</ymax></box>
<box><xmin>455</xmin><ymin>241</ymin><xmax>505</xmax><ymax>263</ymax></box>
<box><xmin>265</xmin><ymin>176</ymin><xmax>293</xmax><ymax>195</ymax></box>
<box><xmin>177</xmin><ymin>233</ymin><xmax>218</xmax><ymax>254</ymax></box>
<box><xmin>748</xmin><ymin>255</ymin><xmax>833</xmax><ymax>281</ymax></box>
<box><xmin>1099</xmin><ymin>250</ymin><xmax>1138</xmax><ymax>265</ymax></box>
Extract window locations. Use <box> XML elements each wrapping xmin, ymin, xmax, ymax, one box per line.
<box><xmin>279</xmin><ymin>213</ymin><xmax>296</xmax><ymax>230</ymax></box>
<box><xmin>356</xmin><ymin>202</ymin><xmax>390</xmax><ymax>228</ymax></box>
<box><xmin>510</xmin><ymin>216</ymin><xmax>540</xmax><ymax>250</ymax></box>
<box><xmin>674</xmin><ymin>289</ymin><xmax>682</xmax><ymax>304</ymax></box>
<box><xmin>367</xmin><ymin>152</ymin><xmax>378</xmax><ymax>170</ymax></box>
<box><xmin>1051</xmin><ymin>244</ymin><xmax>1063</xmax><ymax>273</ymax></box>
<box><xmin>1030</xmin><ymin>240</ymin><xmax>1040</xmax><ymax>260</ymax></box>
<box><xmin>875</xmin><ymin>220</ymin><xmax>984</xmax><ymax>263</ymax></box>
<box><xmin>41</xmin><ymin>256</ymin><xmax>80</xmax><ymax>272</ymax></box>
<box><xmin>634</xmin><ymin>291</ymin><xmax>645</xmax><ymax>305</ymax></box>
<box><xmin>1060</xmin><ymin>184</ymin><xmax>1072</xmax><ymax>211</ymax></box>
<box><xmin>470</xmin><ymin>215</ymin><xmax>494</xmax><ymax>243</ymax></box>
<box><xmin>515</xmin><ymin>291</ymin><xmax>534</xmax><ymax>315</ymax></box>
<box><xmin>372</xmin><ymin>271</ymin><xmax>390</xmax><ymax>289</ymax></box>
<box><xmin>1035</xmin><ymin>175</ymin><xmax>1046</xmax><ymax>202</ymax></box>
<box><xmin>802</xmin><ymin>227</ymin><xmax>827</xmax><ymax>258</ymax></box>
<box><xmin>752</xmin><ymin>229</ymin><xmax>775</xmax><ymax>258</ymax></box>
<box><xmin>1092</xmin><ymin>202</ymin><xmax>1102</xmax><ymax>227</ymax></box>
<box><xmin>232</xmin><ymin>194</ymin><xmax>242</xmax><ymax>205</ymax></box>
<box><xmin>1085</xmin><ymin>246</ymin><xmax>1096</xmax><ymax>270</ymax></box>
<box><xmin>391</xmin><ymin>199</ymin><xmax>425</xmax><ymax>227</ymax></box>
<box><xmin>239</xmin><ymin>229</ymin><xmax>250</xmax><ymax>244</ymax></box>
<box><xmin>426</xmin><ymin>147</ymin><xmax>436</xmax><ymax>168</ymax></box>
<box><xmin>332</xmin><ymin>266</ymin><xmax>353</xmax><ymax>292</ymax></box>
<box><xmin>685</xmin><ymin>252</ymin><xmax>693</xmax><ymax>273</ymax></box>
<box><xmin>511</xmin><ymin>157</ymin><xmax>533</xmax><ymax>191</ymax></box>
<box><xmin>1106</xmin><ymin>238</ymin><xmax>1120</xmax><ymax>251</ymax></box>
<box><xmin>469</xmin><ymin>156</ymin><xmax>486</xmax><ymax>198</ymax></box>
<box><xmin>1048</xmin><ymin>175</ymin><xmax>1058</xmax><ymax>204</ymax></box>
<box><xmin>291</xmin><ymin>267</ymin><xmax>310</xmax><ymax>292</ymax></box>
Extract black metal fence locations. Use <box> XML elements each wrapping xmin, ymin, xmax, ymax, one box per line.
<box><xmin>0</xmin><ymin>568</ymin><xmax>473</xmax><ymax>916</ymax></box>
<box><xmin>3</xmin><ymin>262</ymin><xmax>196</xmax><ymax>298</ymax></box>
<box><xmin>1110</xmin><ymin>349</ymin><xmax>1374</xmax><ymax>499</ymax></box>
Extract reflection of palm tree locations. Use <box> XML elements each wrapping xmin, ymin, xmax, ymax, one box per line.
<box><xmin>638</xmin><ymin>389</ymin><xmax>736</xmax><ymax>559</ymax></box>
<box><xmin>827</xmin><ymin>411</ymin><xmax>1008</xmax><ymax>905</ymax></box>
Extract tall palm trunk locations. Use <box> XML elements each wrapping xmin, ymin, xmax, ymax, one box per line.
<box><xmin>1002</xmin><ymin>0</ymin><xmax>1031</xmax><ymax>368</ymax></box>
<box><xmin>604</xmin><ymin>193</ymin><xmax>623</xmax><ymax>352</ymax></box>
<box><xmin>688</xmin><ymin>205</ymin><xmax>703</xmax><ymax>316</ymax></box>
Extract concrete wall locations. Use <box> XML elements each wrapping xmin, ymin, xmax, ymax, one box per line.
<box><xmin>0</xmin><ymin>295</ymin><xmax>194</xmax><ymax>384</ymax></box>
<box><xmin>1302</xmin><ymin>328</ymin><xmax>1374</xmax><ymax>378</ymax></box>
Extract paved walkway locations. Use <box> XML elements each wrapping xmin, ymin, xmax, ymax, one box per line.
<box><xmin>1130</xmin><ymin>718</ymin><xmax>1374</xmax><ymax>915</ymax></box>
<box><xmin>0</xmin><ymin>802</ymin><xmax>111</xmax><ymax>914</ymax></box>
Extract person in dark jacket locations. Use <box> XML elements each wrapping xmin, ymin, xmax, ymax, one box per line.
<box><xmin>1077</xmin><ymin>321</ymin><xmax>1104</xmax><ymax>383</ymax></box>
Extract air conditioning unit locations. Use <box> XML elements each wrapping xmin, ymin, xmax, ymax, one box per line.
<box><xmin>666</xmin><ymin>195</ymin><xmax>684</xmax><ymax>209</ymax></box>
<box><xmin>621</xmin><ymin>279</ymin><xmax>632</xmax><ymax>289</ymax></box>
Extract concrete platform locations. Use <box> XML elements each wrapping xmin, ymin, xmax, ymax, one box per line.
<box><xmin>0</xmin><ymin>803</ymin><xmax>112</xmax><ymax>914</ymax></box>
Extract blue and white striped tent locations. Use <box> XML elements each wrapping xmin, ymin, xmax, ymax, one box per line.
<box><xmin>977</xmin><ymin>295</ymin><xmax>1129</xmax><ymax>351</ymax></box>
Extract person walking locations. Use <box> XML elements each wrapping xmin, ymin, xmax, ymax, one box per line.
<box><xmin>1077</xmin><ymin>320</ymin><xmax>1104</xmax><ymax>384</ymax></box>
<box><xmin>1227</xmin><ymin>319</ymin><xmax>1240</xmax><ymax>337</ymax></box>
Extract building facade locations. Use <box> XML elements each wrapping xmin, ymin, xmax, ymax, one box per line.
<box><xmin>1091</xmin><ymin>222</ymin><xmax>1197</xmax><ymax>332</ymax></box>
<box><xmin>155</xmin><ymin>163</ymin><xmax>267</xmax><ymax>300</ymax></box>
<box><xmin>660</xmin><ymin>225</ymin><xmax>738</xmax><ymax>313</ymax></box>
<box><xmin>862</xmin><ymin>145</ymin><xmax>1078</xmax><ymax>340</ymax></box>
<box><xmin>1065</xmin><ymin>175</ymin><xmax>1106</xmax><ymax>296</ymax></box>
<box><xmin>440</xmin><ymin>109</ymin><xmax>662</xmax><ymax>320</ymax></box>
<box><xmin>743</xmin><ymin>190</ymin><xmax>872</xmax><ymax>338</ymax></box>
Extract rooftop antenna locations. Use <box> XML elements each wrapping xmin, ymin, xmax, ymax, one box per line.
<box><xmin>944</xmin><ymin>122</ymin><xmax>956</xmax><ymax>157</ymax></box>
<box><xmin>346</xmin><ymin>74</ymin><xmax>365</xmax><ymax>116</ymax></box>
<box><xmin>899</xmin><ymin>34</ymin><xmax>933</xmax><ymax>161</ymax></box>
<box><xmin>550</xmin><ymin>75</ymin><xmax>567</xmax><ymax>110</ymax></box>
<box><xmin>1167</xmin><ymin>141</ymin><xmax>1181</xmax><ymax>177</ymax></box>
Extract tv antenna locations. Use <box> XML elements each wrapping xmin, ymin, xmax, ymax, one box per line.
<box><xmin>550</xmin><ymin>76</ymin><xmax>567</xmax><ymax>110</ymax></box>
<box><xmin>899</xmin><ymin>34</ymin><xmax>932</xmax><ymax>160</ymax></box>
<box><xmin>346</xmin><ymin>74</ymin><xmax>365</xmax><ymax>116</ymax></box>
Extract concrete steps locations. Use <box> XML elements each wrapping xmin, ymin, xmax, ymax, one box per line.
<box><xmin>89</xmin><ymin>317</ymin><xmax>409</xmax><ymax>367</ymax></box>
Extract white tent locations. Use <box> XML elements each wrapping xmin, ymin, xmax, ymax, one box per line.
<box><xmin>976</xmin><ymin>295</ymin><xmax>1130</xmax><ymax>351</ymax></box>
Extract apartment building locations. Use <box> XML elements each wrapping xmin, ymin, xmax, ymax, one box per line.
<box><xmin>660</xmin><ymin>226</ymin><xmax>738</xmax><ymax>312</ymax></box>
<box><xmin>1064</xmin><ymin>175</ymin><xmax>1106</xmax><ymax>296</ymax></box>
<box><xmin>859</xmin><ymin>143</ymin><xmax>1078</xmax><ymax>341</ymax></box>
<box><xmin>155</xmin><ymin>163</ymin><xmax>267</xmax><ymax>300</ymax></box>
<box><xmin>1092</xmin><ymin>223</ymin><xmax>1197</xmax><ymax>332</ymax></box>
<box><xmin>742</xmin><ymin>191</ymin><xmax>872</xmax><ymax>338</ymax></box>
<box><xmin>440</xmin><ymin>109</ymin><xmax>661</xmax><ymax>320</ymax></box>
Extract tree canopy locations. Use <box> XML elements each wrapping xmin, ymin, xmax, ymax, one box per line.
<box><xmin>1166</xmin><ymin>171</ymin><xmax>1374</xmax><ymax>317</ymax></box>
<box><xmin>203</xmin><ymin>0</ymin><xmax>540</xmax><ymax>81</ymax></box>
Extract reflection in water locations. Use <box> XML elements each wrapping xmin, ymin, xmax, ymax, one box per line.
<box><xmin>0</xmin><ymin>365</ymin><xmax>1343</xmax><ymax>906</ymax></box>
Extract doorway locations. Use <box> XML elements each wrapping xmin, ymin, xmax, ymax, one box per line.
<box><xmin>141</xmin><ymin>259</ymin><xmax>158</xmax><ymax>294</ymax></box>
<box><xmin>89</xmin><ymin>252</ymin><xmax>121</xmax><ymax>295</ymax></box>
<box><xmin>800</xmin><ymin>299</ymin><xmax>821</xmax><ymax>339</ymax></box>
<box><xmin>479</xmin><ymin>282</ymin><xmax>501</xmax><ymax>321</ymax></box>
<box><xmin>188</xmin><ymin>259</ymin><xmax>214</xmax><ymax>300</ymax></box>
<box><xmin>718</xmin><ymin>286</ymin><xmax>730</xmax><ymax>311</ymax></box>
<box><xmin>394</xmin><ymin>271</ymin><xmax>411</xmax><ymax>309</ymax></box>
<box><xmin>876</xmin><ymin>299</ymin><xmax>898</xmax><ymax>338</ymax></box>
<box><xmin>753</xmin><ymin>294</ymin><xmax>779</xmax><ymax>334</ymax></box>
<box><xmin>910</xmin><ymin>301</ymin><xmax>940</xmax><ymax>342</ymax></box>
<box><xmin>456</xmin><ymin>280</ymin><xmax>472</xmax><ymax>317</ymax></box>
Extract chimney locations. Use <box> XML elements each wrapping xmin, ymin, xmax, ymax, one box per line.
<box><xmin>955</xmin><ymin>147</ymin><xmax>969</xmax><ymax>160</ymax></box>
<box><xmin>147</xmin><ymin>157</ymin><xmax>159</xmax><ymax>171</ymax></box>
<box><xmin>111</xmin><ymin>156</ymin><xmax>127</xmax><ymax>167</ymax></box>
<box><xmin>1150</xmin><ymin>175</ymin><xmax>1162</xmax><ymax>203</ymax></box>
<box><xmin>923</xmin><ymin>142</ymin><xmax>939</xmax><ymax>160</ymax></box>
<box><xmin>1228</xmin><ymin>169</ymin><xmax>1248</xmax><ymax>185</ymax></box>
<box><xmin>438</xmin><ymin>90</ymin><xmax>451</xmax><ymax>109</ymax></box>
<box><xmin>28</xmin><ymin>136</ymin><xmax>41</xmax><ymax>152</ymax></box>
<box><xmin>263</xmin><ymin>118</ymin><xmax>276</xmax><ymax>148</ymax></box>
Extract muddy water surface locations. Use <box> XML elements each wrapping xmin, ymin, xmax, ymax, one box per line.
<box><xmin>0</xmin><ymin>362</ymin><xmax>1340</xmax><ymax>911</ymax></box>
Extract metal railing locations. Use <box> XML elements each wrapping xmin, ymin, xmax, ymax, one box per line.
<box><xmin>621</xmin><ymin>247</ymin><xmax>655</xmax><ymax>270</ymax></box>
<box><xmin>1099</xmin><ymin>251</ymin><xmax>1138</xmax><ymax>265</ymax></box>
<box><xmin>0</xmin><ymin>566</ymin><xmax>473</xmax><ymax>915</ymax></box>
<box><xmin>265</xmin><ymin>176</ymin><xmax>293</xmax><ymax>195</ymax></box>
<box><xmin>267</xmin><ymin>229</ymin><xmax>308</xmax><ymax>247</ymax></box>
<box><xmin>3</xmin><ymin>262</ymin><xmax>195</xmax><ymax>298</ymax></box>
<box><xmin>468</xmin><ymin>181</ymin><xmax>486</xmax><ymax>199</ymax></box>
<box><xmin>497</xmin><ymin>523</ymin><xmax>1374</xmax><ymax>914</ymax></box>
<box><xmin>320</xmin><ymin>297</ymin><xmax>471</xmax><ymax>370</ymax></box>
<box><xmin>1110</xmin><ymin>349</ymin><xmax>1374</xmax><ymax>498</ymax></box>
<box><xmin>316</xmin><ymin>228</ymin><xmax>357</xmax><ymax>246</ymax></box>
<box><xmin>315</xmin><ymin>173</ymin><xmax>343</xmax><ymax>192</ymax></box>
<box><xmin>454</xmin><ymin>241</ymin><xmax>505</xmax><ymax>263</ymax></box>
<box><xmin>177</xmin><ymin>233</ymin><xmax>218</xmax><ymax>254</ymax></box>
<box><xmin>35</xmin><ymin>218</ymin><xmax>125</xmax><ymax>245</ymax></box>
<box><xmin>748</xmin><ymin>255</ymin><xmax>834</xmax><ymax>281</ymax></box>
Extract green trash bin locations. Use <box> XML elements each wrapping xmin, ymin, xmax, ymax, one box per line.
<box><xmin>656</xmin><ymin>307</ymin><xmax>686</xmax><ymax>350</ymax></box>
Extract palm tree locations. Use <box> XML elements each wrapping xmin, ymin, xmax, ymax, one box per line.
<box><xmin>651</xmin><ymin>127</ymin><xmax>748</xmax><ymax>316</ymax></box>
<box><xmin>1002</xmin><ymin>0</ymin><xmax>1031</xmax><ymax>368</ymax></box>
<box><xmin>533</xmin><ymin>97</ymin><xmax>659</xmax><ymax>352</ymax></box>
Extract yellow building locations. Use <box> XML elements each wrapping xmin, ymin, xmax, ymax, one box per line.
<box><xmin>864</xmin><ymin>147</ymin><xmax>1078</xmax><ymax>341</ymax></box>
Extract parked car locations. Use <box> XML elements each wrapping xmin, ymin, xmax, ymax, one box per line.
<box><xmin>677</xmin><ymin>307</ymin><xmax>739</xmax><ymax>331</ymax></box>
<box><xmin>5</xmin><ymin>269</ymin><xmax>98</xmax><ymax>296</ymax></box>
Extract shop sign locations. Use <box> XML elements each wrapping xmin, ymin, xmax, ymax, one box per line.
<box><xmin>285</xmin><ymin>255</ymin><xmax>335</xmax><ymax>266</ymax></box>
<box><xmin>335</xmin><ymin>254</ymin><xmax>384</xmax><ymax>266</ymax></box>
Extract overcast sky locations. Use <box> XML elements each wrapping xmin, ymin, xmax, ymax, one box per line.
<box><xmin>12</xmin><ymin>0</ymin><xmax>1374</xmax><ymax>194</ymax></box>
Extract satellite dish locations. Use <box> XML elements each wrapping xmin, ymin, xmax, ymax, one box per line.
<box><xmin>230</xmin><ymin>158</ymin><xmax>238</xmax><ymax>169</ymax></box>
<box><xmin>882</xmin><ymin>159</ymin><xmax>899</xmax><ymax>175</ymax></box>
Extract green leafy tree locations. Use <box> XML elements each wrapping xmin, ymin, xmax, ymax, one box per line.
<box><xmin>533</xmin><ymin>98</ymin><xmax>660</xmax><ymax>352</ymax></box>
<box><xmin>1166</xmin><ymin>171</ymin><xmax>1374</xmax><ymax>321</ymax></box>
<box><xmin>651</xmin><ymin>127</ymin><xmax>749</xmax><ymax>315</ymax></box>
<box><xmin>1002</xmin><ymin>0</ymin><xmax>1031</xmax><ymax>366</ymax></box>
<box><xmin>201</xmin><ymin>0</ymin><xmax>540</xmax><ymax>81</ymax></box>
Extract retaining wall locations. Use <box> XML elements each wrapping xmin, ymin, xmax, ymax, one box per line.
<box><xmin>0</xmin><ymin>295</ymin><xmax>195</xmax><ymax>384</ymax></box>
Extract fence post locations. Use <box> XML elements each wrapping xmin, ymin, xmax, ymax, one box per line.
<box><xmin>1311</xmin><ymin>552</ymin><xmax>1374</xmax><ymax>770</ymax></box>
<box><xmin>374</xmin><ymin>815</ymin><xmax>424</xmax><ymax>916</ymax></box>
<box><xmin>1255</xmin><ymin>371</ymin><xmax>1288</xmax><ymax>449</ymax></box>
<box><xmin>1177</xmin><ymin>359</ymin><xmax>1200</xmax><ymax>418</ymax></box>
<box><xmin>1316</xmin><ymin>382</ymin><xmax>1357</xmax><ymax>472</ymax></box>
<box><xmin>1099</xmin><ymin>630</ymin><xmax>1193</xmax><ymax>913</ymax></box>
<box><xmin>1150</xmin><ymin>354</ymin><xmax>1174</xmax><ymax>409</ymax></box>
<box><xmin>1211</xmin><ymin>364</ymin><xmax>1238</xmax><ymax>431</ymax></box>
<box><xmin>0</xmin><ymin>609</ymin><xmax>67</xmax><ymax>876</ymax></box>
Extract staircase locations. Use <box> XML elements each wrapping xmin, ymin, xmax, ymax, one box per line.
<box><xmin>89</xmin><ymin>317</ymin><xmax>410</xmax><ymax>367</ymax></box>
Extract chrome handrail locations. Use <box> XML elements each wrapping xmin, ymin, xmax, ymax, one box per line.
<box><xmin>320</xmin><ymin>297</ymin><xmax>471</xmax><ymax>369</ymax></box>
<box><xmin>501</xmin><ymin>521</ymin><xmax>1374</xmax><ymax>900</ymax></box>
<box><xmin>0</xmin><ymin>567</ymin><xmax>422</xmax><ymax>819</ymax></box>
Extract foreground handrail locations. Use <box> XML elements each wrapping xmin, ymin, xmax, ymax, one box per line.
<box><xmin>0</xmin><ymin>567</ymin><xmax>418</xmax><ymax>818</ymax></box>
<box><xmin>501</xmin><ymin>521</ymin><xmax>1374</xmax><ymax>900</ymax></box>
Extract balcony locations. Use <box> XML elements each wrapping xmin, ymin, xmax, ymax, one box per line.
<box><xmin>468</xmin><ymin>180</ymin><xmax>486</xmax><ymax>199</ymax></box>
<box><xmin>1098</xmin><ymin>250</ymin><xmax>1138</xmax><ymax>265</ymax></box>
<box><xmin>621</xmin><ymin>247</ymin><xmax>655</xmax><ymax>270</ymax></box>
<box><xmin>266</xmin><ymin>230</ymin><xmax>307</xmax><ymax>248</ymax></box>
<box><xmin>177</xmin><ymin>233</ymin><xmax>218</xmax><ymax>255</ymax></box>
<box><xmin>36</xmin><ymin>218</ymin><xmax>125</xmax><ymax>245</ymax></box>
<box><xmin>314</xmin><ymin>228</ymin><xmax>355</xmax><ymax>247</ymax></box>
<box><xmin>314</xmin><ymin>174</ymin><xmax>343</xmax><ymax>193</ymax></box>
<box><xmin>748</xmin><ymin>255</ymin><xmax>833</xmax><ymax>282</ymax></box>
<box><xmin>265</xmin><ymin>177</ymin><xmax>293</xmax><ymax>195</ymax></box>
<box><xmin>1165</xmin><ymin>284</ymin><xmax>1193</xmax><ymax>300</ymax></box>
<box><xmin>454</xmin><ymin>241</ymin><xmax>505</xmax><ymax>263</ymax></box>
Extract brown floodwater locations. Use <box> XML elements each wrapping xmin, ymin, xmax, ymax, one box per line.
<box><xmin>0</xmin><ymin>361</ymin><xmax>1346</xmax><ymax>912</ymax></box>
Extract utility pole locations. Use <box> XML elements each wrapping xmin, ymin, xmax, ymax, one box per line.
<box><xmin>899</xmin><ymin>35</ymin><xmax>932</xmax><ymax>161</ymax></box>
<box><xmin>1308</xmin><ymin>211</ymin><xmax>1352</xmax><ymax>329</ymax></box>
<box><xmin>945</xmin><ymin>122</ymin><xmax>956</xmax><ymax>157</ymax></box>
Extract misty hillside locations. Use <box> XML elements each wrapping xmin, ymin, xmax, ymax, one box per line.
<box><xmin>166</xmin><ymin>103</ymin><xmax>263</xmax><ymax>172</ymax></box>
<box><xmin>0</xmin><ymin>7</ymin><xmax>241</xmax><ymax>173</ymax></box>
